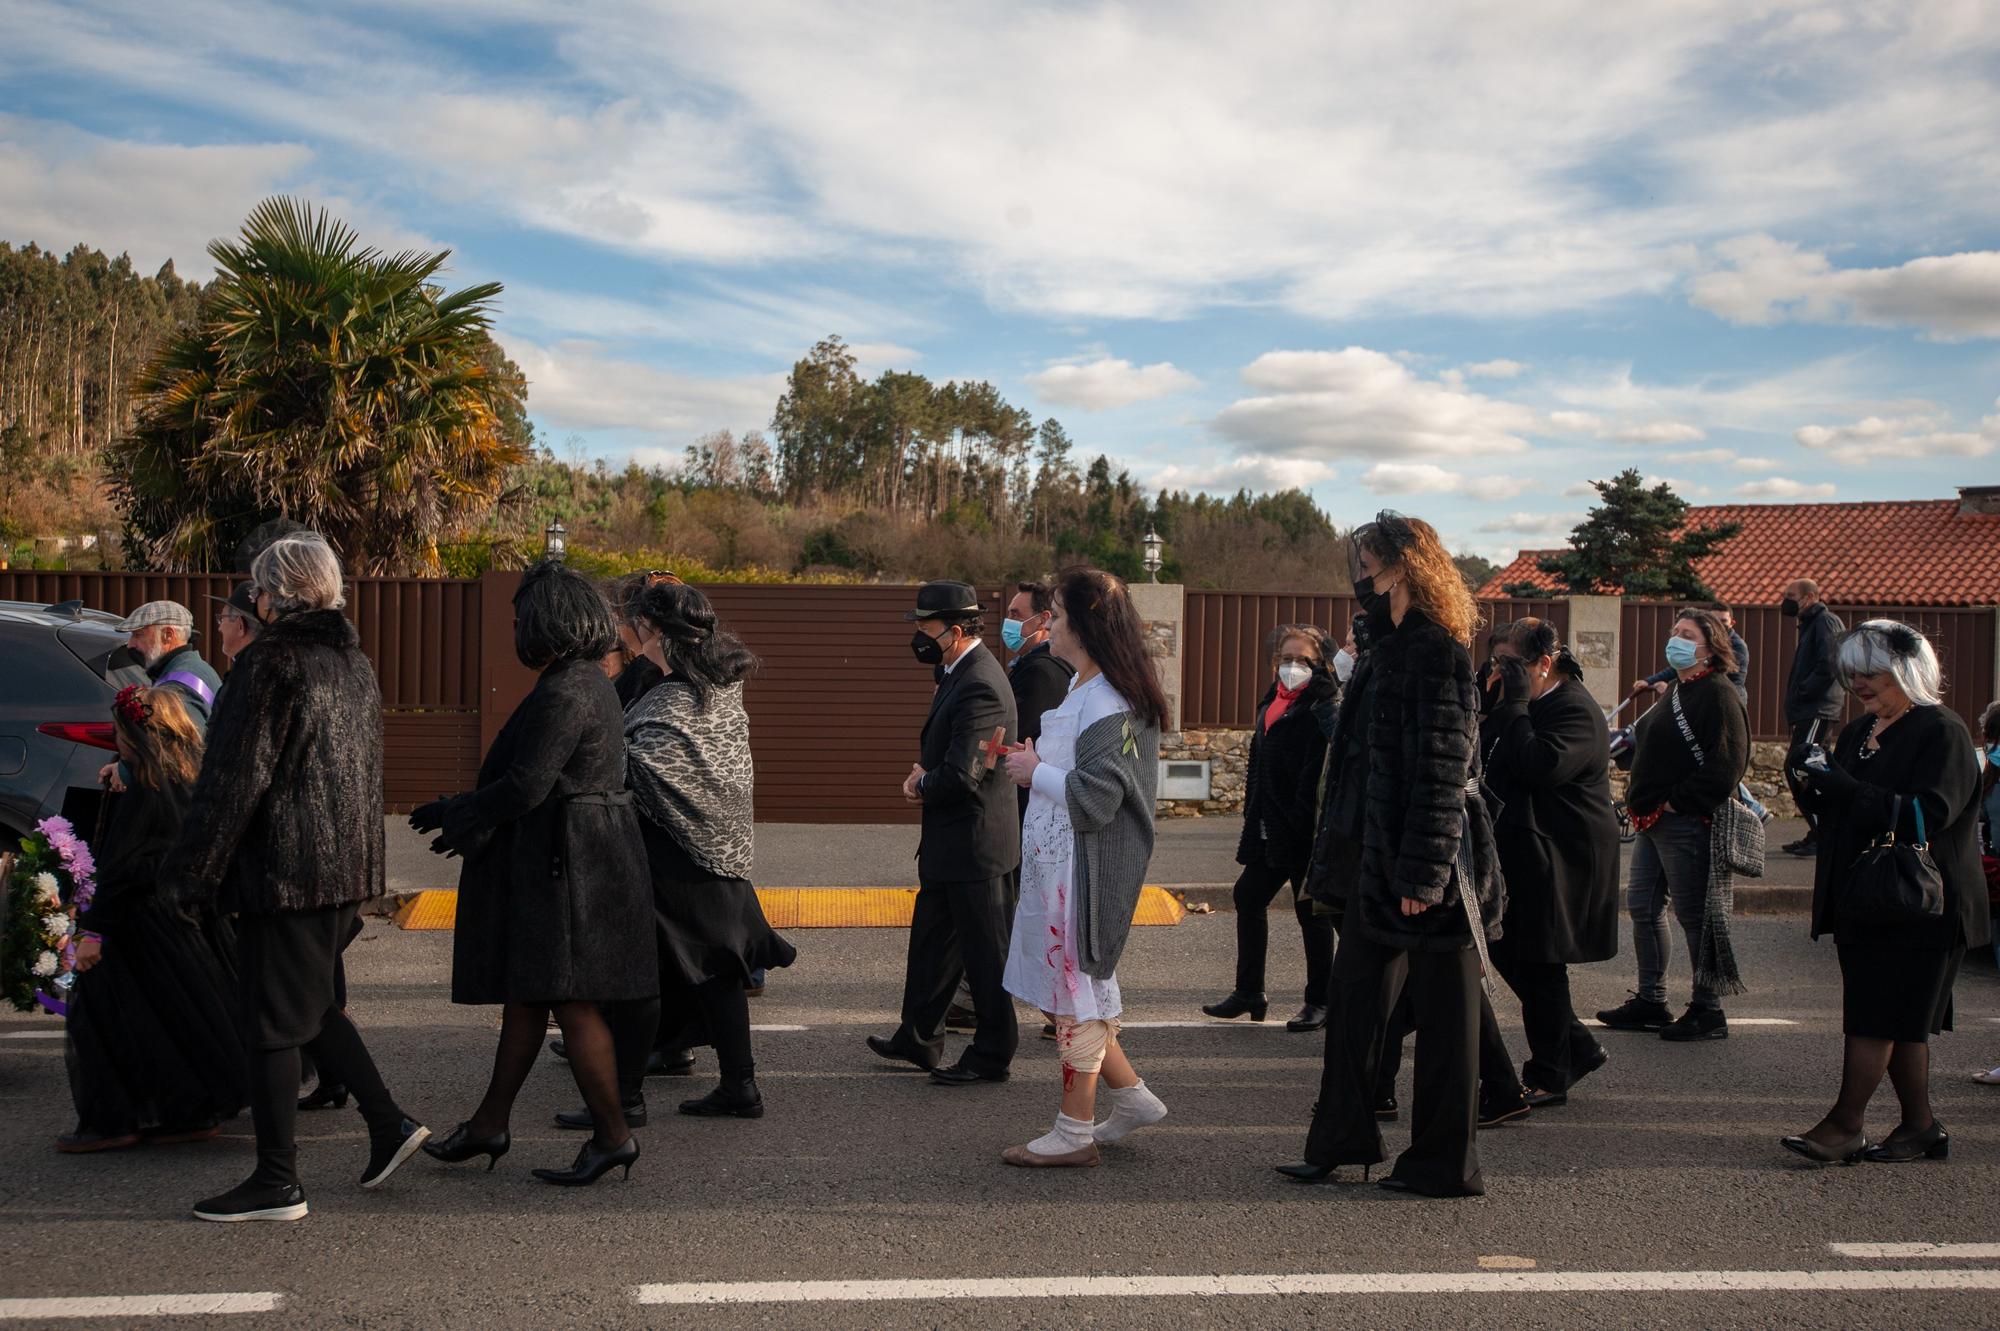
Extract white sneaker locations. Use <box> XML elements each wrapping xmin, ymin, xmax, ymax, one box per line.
<box><xmin>1095</xmin><ymin>1081</ymin><xmax>1168</xmax><ymax>1144</ymax></box>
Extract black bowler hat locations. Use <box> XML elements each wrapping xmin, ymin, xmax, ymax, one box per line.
<box><xmin>905</xmin><ymin>580</ymin><xmax>981</xmax><ymax>622</ymax></box>
<box><xmin>206</xmin><ymin>581</ymin><xmax>259</xmax><ymax>619</ymax></box>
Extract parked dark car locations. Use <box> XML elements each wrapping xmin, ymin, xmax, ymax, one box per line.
<box><xmin>0</xmin><ymin>600</ymin><xmax>150</xmax><ymax>840</ymax></box>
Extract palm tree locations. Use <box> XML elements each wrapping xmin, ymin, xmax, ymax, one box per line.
<box><xmin>109</xmin><ymin>197</ymin><xmax>530</xmax><ymax>573</ymax></box>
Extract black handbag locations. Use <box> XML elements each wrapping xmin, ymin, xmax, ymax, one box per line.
<box><xmin>1838</xmin><ymin>794</ymin><xmax>1945</xmax><ymax>929</ymax></box>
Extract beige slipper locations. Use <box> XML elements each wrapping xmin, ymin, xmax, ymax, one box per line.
<box><xmin>1973</xmin><ymin>1067</ymin><xmax>2000</xmax><ymax>1085</ymax></box>
<box><xmin>1001</xmin><ymin>1142</ymin><xmax>1101</xmax><ymax>1168</ymax></box>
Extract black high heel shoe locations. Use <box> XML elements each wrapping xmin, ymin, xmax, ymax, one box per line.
<box><xmin>1779</xmin><ymin>1130</ymin><xmax>1868</xmax><ymax>1165</ymax></box>
<box><xmin>1862</xmin><ymin>1121</ymin><xmax>1948</xmax><ymax>1163</ymax></box>
<box><xmin>297</xmin><ymin>1082</ymin><xmax>349</xmax><ymax>1111</ymax></box>
<box><xmin>1274</xmin><ymin>1161</ymin><xmax>1371</xmax><ymax>1183</ymax></box>
<box><xmin>422</xmin><ymin>1122</ymin><xmax>510</xmax><ymax>1172</ymax></box>
<box><xmin>1201</xmin><ymin>992</ymin><xmax>1269</xmax><ymax>1022</ymax></box>
<box><xmin>532</xmin><ymin>1135</ymin><xmax>640</xmax><ymax>1186</ymax></box>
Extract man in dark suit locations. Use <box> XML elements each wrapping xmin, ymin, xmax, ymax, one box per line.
<box><xmin>1004</xmin><ymin>580</ymin><xmax>1077</xmax><ymax>816</ymax></box>
<box><xmin>868</xmin><ymin>581</ymin><xmax>1022</xmax><ymax>1084</ymax></box>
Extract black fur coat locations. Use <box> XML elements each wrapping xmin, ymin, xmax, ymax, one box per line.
<box><xmin>169</xmin><ymin>609</ymin><xmax>385</xmax><ymax>915</ymax></box>
<box><xmin>1353</xmin><ymin>609</ymin><xmax>1506</xmax><ymax>952</ymax></box>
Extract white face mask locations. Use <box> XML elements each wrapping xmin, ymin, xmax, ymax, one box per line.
<box><xmin>1277</xmin><ymin>662</ymin><xmax>1312</xmax><ymax>690</ymax></box>
<box><xmin>1331</xmin><ymin>648</ymin><xmax>1355</xmax><ymax>683</ymax></box>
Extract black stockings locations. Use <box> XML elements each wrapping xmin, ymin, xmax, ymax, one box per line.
<box><xmin>469</xmin><ymin>1002</ymin><xmax>629</xmax><ymax>1149</ymax></box>
<box><xmin>1809</xmin><ymin>1034</ymin><xmax>1932</xmax><ymax>1145</ymax></box>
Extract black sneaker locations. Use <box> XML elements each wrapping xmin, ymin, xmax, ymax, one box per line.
<box><xmin>1595</xmin><ymin>995</ymin><xmax>1672</xmax><ymax>1031</ymax></box>
<box><xmin>193</xmin><ymin>1179</ymin><xmax>308</xmax><ymax>1223</ymax></box>
<box><xmin>1783</xmin><ymin>836</ymin><xmax>1818</xmax><ymax>858</ymax></box>
<box><xmin>1478</xmin><ymin>1094</ymin><xmax>1531</xmax><ymax>1129</ymax></box>
<box><xmin>1659</xmin><ymin>1005</ymin><xmax>1728</xmax><ymax>1042</ymax></box>
<box><xmin>360</xmin><ymin>1119</ymin><xmax>431</xmax><ymax>1190</ymax></box>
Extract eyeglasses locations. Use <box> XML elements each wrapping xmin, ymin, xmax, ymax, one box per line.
<box><xmin>1274</xmin><ymin>653</ymin><xmax>1320</xmax><ymax>668</ymax></box>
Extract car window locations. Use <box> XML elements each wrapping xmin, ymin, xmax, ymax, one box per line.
<box><xmin>57</xmin><ymin>622</ymin><xmax>149</xmax><ymax>688</ymax></box>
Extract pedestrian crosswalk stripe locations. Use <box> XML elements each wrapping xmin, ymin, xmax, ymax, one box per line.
<box><xmin>0</xmin><ymin>1294</ymin><xmax>281</xmax><ymax>1319</ymax></box>
<box><xmin>1831</xmin><ymin>1244</ymin><xmax>2000</xmax><ymax>1260</ymax></box>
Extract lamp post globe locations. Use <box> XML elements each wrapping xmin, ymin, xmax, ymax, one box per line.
<box><xmin>1142</xmin><ymin>528</ymin><xmax>1163</xmax><ymax>582</ymax></box>
<box><xmin>544</xmin><ymin>519</ymin><xmax>568</xmax><ymax>562</ymax></box>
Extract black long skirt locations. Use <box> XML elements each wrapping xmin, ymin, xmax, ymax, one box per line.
<box><xmin>641</xmin><ymin>821</ymin><xmax>796</xmax><ymax>989</ymax></box>
<box><xmin>1837</xmin><ymin>941</ymin><xmax>1963</xmax><ymax>1043</ymax></box>
<box><xmin>65</xmin><ymin>900</ymin><xmax>247</xmax><ymax>1136</ymax></box>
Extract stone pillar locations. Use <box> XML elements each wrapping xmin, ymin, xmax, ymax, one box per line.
<box><xmin>1128</xmin><ymin>581</ymin><xmax>1184</xmax><ymax>733</ymax></box>
<box><xmin>1565</xmin><ymin>595</ymin><xmax>1624</xmax><ymax>712</ymax></box>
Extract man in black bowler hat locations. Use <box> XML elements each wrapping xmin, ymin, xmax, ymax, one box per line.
<box><xmin>867</xmin><ymin>580</ymin><xmax>1021</xmax><ymax>1084</ymax></box>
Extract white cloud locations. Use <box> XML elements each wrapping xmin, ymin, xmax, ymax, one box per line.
<box><xmin>1148</xmin><ymin>454</ymin><xmax>1336</xmax><ymax>495</ymax></box>
<box><xmin>1360</xmin><ymin>462</ymin><xmax>1531</xmax><ymax>501</ymax></box>
<box><xmin>1664</xmin><ymin>449</ymin><xmax>1785</xmax><ymax>471</ymax></box>
<box><xmin>1548</xmin><ymin>411</ymin><xmax>1605</xmax><ymax>433</ymax></box>
<box><xmin>1462</xmin><ymin>359</ymin><xmax>1528</xmax><ymax>380</ymax></box>
<box><xmin>1213</xmin><ymin>348</ymin><xmax>1536</xmax><ymax>458</ymax></box>
<box><xmin>1475</xmin><ymin>511</ymin><xmax>1583</xmax><ymax>536</ymax></box>
<box><xmin>0</xmin><ymin>115</ymin><xmax>312</xmax><ymax>276</ymax></box>
<box><xmin>499</xmin><ymin>280</ymin><xmax>926</xmax><ymax>360</ymax></box>
<box><xmin>1795</xmin><ymin>401</ymin><xmax>2000</xmax><ymax>464</ymax></box>
<box><xmin>509</xmin><ymin>338</ymin><xmax>783</xmax><ymax>441</ymax></box>
<box><xmin>1691</xmin><ymin>234</ymin><xmax>2000</xmax><ymax>339</ymax></box>
<box><xmin>1605</xmin><ymin>421</ymin><xmax>1706</xmax><ymax>444</ymax></box>
<box><xmin>1738</xmin><ymin>476</ymin><xmax>1838</xmax><ymax>500</ymax></box>
<box><xmin>1024</xmin><ymin>357</ymin><xmax>1198</xmax><ymax>411</ymax></box>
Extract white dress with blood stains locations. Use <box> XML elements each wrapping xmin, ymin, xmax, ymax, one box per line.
<box><xmin>1003</xmin><ymin>671</ymin><xmax>1127</xmax><ymax>1021</ymax></box>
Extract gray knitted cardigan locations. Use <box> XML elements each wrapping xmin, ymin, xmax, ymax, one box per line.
<box><xmin>1068</xmin><ymin>709</ymin><xmax>1160</xmax><ymax>980</ymax></box>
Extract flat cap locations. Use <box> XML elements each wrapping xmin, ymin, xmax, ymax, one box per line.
<box><xmin>113</xmin><ymin>600</ymin><xmax>194</xmax><ymax>633</ymax></box>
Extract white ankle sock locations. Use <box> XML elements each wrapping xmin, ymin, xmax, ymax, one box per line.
<box><xmin>1094</xmin><ymin>1080</ymin><xmax>1168</xmax><ymax>1143</ymax></box>
<box><xmin>1025</xmin><ymin>1112</ymin><xmax>1096</xmax><ymax>1156</ymax></box>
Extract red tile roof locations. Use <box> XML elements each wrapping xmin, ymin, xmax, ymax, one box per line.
<box><xmin>1479</xmin><ymin>499</ymin><xmax>2000</xmax><ymax>607</ymax></box>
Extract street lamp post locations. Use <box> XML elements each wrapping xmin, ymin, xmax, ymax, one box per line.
<box><xmin>543</xmin><ymin>519</ymin><xmax>568</xmax><ymax>563</ymax></box>
<box><xmin>1142</xmin><ymin>529</ymin><xmax>1163</xmax><ymax>583</ymax></box>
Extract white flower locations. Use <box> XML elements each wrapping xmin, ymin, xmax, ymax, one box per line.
<box><xmin>31</xmin><ymin>951</ymin><xmax>59</xmax><ymax>978</ymax></box>
<box><xmin>42</xmin><ymin>913</ymin><xmax>73</xmax><ymax>938</ymax></box>
<box><xmin>33</xmin><ymin>872</ymin><xmax>60</xmax><ymax>904</ymax></box>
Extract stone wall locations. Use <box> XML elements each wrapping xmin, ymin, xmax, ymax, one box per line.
<box><xmin>1157</xmin><ymin>727</ymin><xmax>1252</xmax><ymax>817</ymax></box>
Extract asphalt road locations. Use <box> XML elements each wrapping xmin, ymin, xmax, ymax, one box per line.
<box><xmin>4</xmin><ymin>901</ymin><xmax>1998</xmax><ymax>1329</ymax></box>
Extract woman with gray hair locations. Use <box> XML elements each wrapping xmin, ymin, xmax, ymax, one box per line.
<box><xmin>170</xmin><ymin>531</ymin><xmax>429</xmax><ymax>1221</ymax></box>
<box><xmin>1781</xmin><ymin>621</ymin><xmax>1989</xmax><ymax>1165</ymax></box>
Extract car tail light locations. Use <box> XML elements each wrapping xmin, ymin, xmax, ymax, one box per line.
<box><xmin>37</xmin><ymin>722</ymin><xmax>119</xmax><ymax>752</ymax></box>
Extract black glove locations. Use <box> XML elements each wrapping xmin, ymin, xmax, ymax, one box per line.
<box><xmin>1803</xmin><ymin>755</ymin><xmax>1860</xmax><ymax>803</ymax></box>
<box><xmin>428</xmin><ymin>835</ymin><xmax>461</xmax><ymax>860</ymax></box>
<box><xmin>409</xmin><ymin>798</ymin><xmax>450</xmax><ymax>835</ymax></box>
<box><xmin>1494</xmin><ymin>654</ymin><xmax>1533</xmax><ymax>706</ymax></box>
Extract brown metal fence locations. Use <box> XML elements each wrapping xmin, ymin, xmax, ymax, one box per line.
<box><xmin>1618</xmin><ymin>601</ymin><xmax>1997</xmax><ymax>741</ymax></box>
<box><xmin>1179</xmin><ymin>591</ymin><xmax>1569</xmax><ymax>729</ymax></box>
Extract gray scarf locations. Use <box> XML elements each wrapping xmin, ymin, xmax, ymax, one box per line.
<box><xmin>623</xmin><ymin>680</ymin><xmax>754</xmax><ymax>880</ymax></box>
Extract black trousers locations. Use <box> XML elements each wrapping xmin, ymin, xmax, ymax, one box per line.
<box><xmin>610</xmin><ymin>975</ymin><xmax>756</xmax><ymax>1098</ymax></box>
<box><xmin>897</xmin><ymin>874</ymin><xmax>1017</xmax><ymax>1073</ymax></box>
<box><xmin>1232</xmin><ymin>862</ymin><xmax>1334</xmax><ymax>1006</ymax></box>
<box><xmin>1487</xmin><ymin>939</ymin><xmax>1602</xmax><ymax>1093</ymax></box>
<box><xmin>1305</xmin><ymin>931</ymin><xmax>1482</xmax><ymax>1196</ymax></box>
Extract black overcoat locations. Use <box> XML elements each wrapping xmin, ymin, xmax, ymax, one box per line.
<box><xmin>1801</xmin><ymin>705</ymin><xmax>1990</xmax><ymax>950</ymax></box>
<box><xmin>169</xmin><ymin>609</ymin><xmax>384</xmax><ymax>916</ymax></box>
<box><xmin>437</xmin><ymin>658</ymin><xmax>658</xmax><ymax>1005</ymax></box>
<box><xmin>1010</xmin><ymin>643</ymin><xmax>1074</xmax><ymax>820</ymax></box>
<box><xmin>1353</xmin><ymin>610</ymin><xmax>1506</xmax><ymax>953</ymax></box>
<box><xmin>1238</xmin><ymin>672</ymin><xmax>1339</xmax><ymax>871</ymax></box>
<box><xmin>1481</xmin><ymin>675</ymin><xmax>1620</xmax><ymax>964</ymax></box>
<box><xmin>1302</xmin><ymin>649</ymin><xmax>1376</xmax><ymax>911</ymax></box>
<box><xmin>916</xmin><ymin>643</ymin><xmax>1020</xmax><ymax>883</ymax></box>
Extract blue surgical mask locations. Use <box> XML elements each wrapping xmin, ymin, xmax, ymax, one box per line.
<box><xmin>1664</xmin><ymin>637</ymin><xmax>1701</xmax><ymax>672</ymax></box>
<box><xmin>1001</xmin><ymin>619</ymin><xmax>1026</xmax><ymax>652</ymax></box>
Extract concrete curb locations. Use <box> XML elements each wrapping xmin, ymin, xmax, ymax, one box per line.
<box><xmin>1162</xmin><ymin>882</ymin><xmax>1813</xmax><ymax>915</ymax></box>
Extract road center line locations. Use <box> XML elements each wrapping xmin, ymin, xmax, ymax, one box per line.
<box><xmin>1831</xmin><ymin>1243</ymin><xmax>2000</xmax><ymax>1260</ymax></box>
<box><xmin>0</xmin><ymin>1294</ymin><xmax>282</xmax><ymax>1319</ymax></box>
<box><xmin>1584</xmin><ymin>1018</ymin><xmax>1798</xmax><ymax>1027</ymax></box>
<box><xmin>633</xmin><ymin>1269</ymin><xmax>2000</xmax><ymax>1304</ymax></box>
<box><xmin>0</xmin><ymin>1031</ymin><xmax>64</xmax><ymax>1040</ymax></box>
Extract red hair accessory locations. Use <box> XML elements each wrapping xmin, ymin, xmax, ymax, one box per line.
<box><xmin>114</xmin><ymin>685</ymin><xmax>152</xmax><ymax>728</ymax></box>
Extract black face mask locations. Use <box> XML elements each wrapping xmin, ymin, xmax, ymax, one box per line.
<box><xmin>910</xmin><ymin>627</ymin><xmax>946</xmax><ymax>666</ymax></box>
<box><xmin>1353</xmin><ymin>573</ymin><xmax>1392</xmax><ymax>618</ymax></box>
<box><xmin>1780</xmin><ymin>597</ymin><xmax>1800</xmax><ymax>618</ymax></box>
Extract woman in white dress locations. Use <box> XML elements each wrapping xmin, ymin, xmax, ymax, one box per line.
<box><xmin>1001</xmin><ymin>567</ymin><xmax>1172</xmax><ymax>1167</ymax></box>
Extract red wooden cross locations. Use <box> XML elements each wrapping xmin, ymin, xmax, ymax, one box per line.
<box><xmin>980</xmin><ymin>727</ymin><xmax>1012</xmax><ymax>770</ymax></box>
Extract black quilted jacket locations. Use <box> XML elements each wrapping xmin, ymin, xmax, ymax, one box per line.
<box><xmin>1236</xmin><ymin>672</ymin><xmax>1339</xmax><ymax>870</ymax></box>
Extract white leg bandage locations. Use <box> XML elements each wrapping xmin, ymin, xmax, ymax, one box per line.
<box><xmin>1055</xmin><ymin>1017</ymin><xmax>1118</xmax><ymax>1076</ymax></box>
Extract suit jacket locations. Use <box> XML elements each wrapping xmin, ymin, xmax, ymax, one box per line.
<box><xmin>916</xmin><ymin>642</ymin><xmax>1021</xmax><ymax>882</ymax></box>
<box><xmin>1010</xmin><ymin>641</ymin><xmax>1074</xmax><ymax>820</ymax></box>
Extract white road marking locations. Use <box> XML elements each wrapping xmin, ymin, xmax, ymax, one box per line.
<box><xmin>1832</xmin><ymin>1244</ymin><xmax>2000</xmax><ymax>1260</ymax></box>
<box><xmin>750</xmin><ymin>1024</ymin><xmax>808</xmax><ymax>1032</ymax></box>
<box><xmin>1584</xmin><ymin>1018</ymin><xmax>1798</xmax><ymax>1027</ymax></box>
<box><xmin>0</xmin><ymin>1030</ymin><xmax>64</xmax><ymax>1039</ymax></box>
<box><xmin>1122</xmin><ymin>1020</ymin><xmax>1294</xmax><ymax>1030</ymax></box>
<box><xmin>633</xmin><ymin>1269</ymin><xmax>2000</xmax><ymax>1304</ymax></box>
<box><xmin>0</xmin><ymin>1293</ymin><xmax>282</xmax><ymax>1319</ymax></box>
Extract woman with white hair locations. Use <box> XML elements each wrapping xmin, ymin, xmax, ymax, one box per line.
<box><xmin>169</xmin><ymin>531</ymin><xmax>429</xmax><ymax>1221</ymax></box>
<box><xmin>1781</xmin><ymin>621</ymin><xmax>1990</xmax><ymax>1165</ymax></box>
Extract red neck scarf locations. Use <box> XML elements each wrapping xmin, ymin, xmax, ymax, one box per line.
<box><xmin>1264</xmin><ymin>681</ymin><xmax>1305</xmax><ymax>733</ymax></box>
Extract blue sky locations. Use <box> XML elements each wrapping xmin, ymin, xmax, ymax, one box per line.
<box><xmin>3</xmin><ymin>0</ymin><xmax>1996</xmax><ymax>560</ymax></box>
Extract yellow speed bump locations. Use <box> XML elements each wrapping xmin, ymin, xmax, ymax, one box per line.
<box><xmin>396</xmin><ymin>886</ymin><xmax>1185</xmax><ymax>931</ymax></box>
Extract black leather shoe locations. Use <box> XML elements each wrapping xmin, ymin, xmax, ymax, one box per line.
<box><xmin>1570</xmin><ymin>1043</ymin><xmax>1610</xmax><ymax>1085</ymax></box>
<box><xmin>423</xmin><ymin>1122</ymin><xmax>510</xmax><ymax>1171</ymax></box>
<box><xmin>360</xmin><ymin>1119</ymin><xmax>430</xmax><ymax>1190</ymax></box>
<box><xmin>1041</xmin><ymin>1021</ymin><xmax>1058</xmax><ymax>1040</ymax></box>
<box><xmin>944</xmin><ymin>1002</ymin><xmax>978</xmax><ymax>1035</ymax></box>
<box><xmin>556</xmin><ymin>1098</ymin><xmax>647</xmax><ymax>1131</ymax></box>
<box><xmin>1478</xmin><ymin>1095</ymin><xmax>1530</xmax><ymax>1128</ymax></box>
<box><xmin>1658</xmin><ymin>1005</ymin><xmax>1728</xmax><ymax>1042</ymax></box>
<box><xmin>548</xmin><ymin>1037</ymin><xmax>567</xmax><ymax>1061</ymax></box>
<box><xmin>679</xmin><ymin>1081</ymin><xmax>765</xmax><ymax>1119</ymax></box>
<box><xmin>1274</xmin><ymin>1161</ymin><xmax>1341</xmax><ymax>1182</ymax></box>
<box><xmin>532</xmin><ymin>1135</ymin><xmax>639</xmax><ymax>1186</ymax></box>
<box><xmin>1521</xmin><ymin>1085</ymin><xmax>1567</xmax><ymax>1109</ymax></box>
<box><xmin>193</xmin><ymin>1179</ymin><xmax>308</xmax><ymax>1223</ymax></box>
<box><xmin>866</xmin><ymin>1034</ymin><xmax>938</xmax><ymax>1072</ymax></box>
<box><xmin>297</xmin><ymin>1082</ymin><xmax>349</xmax><ymax>1111</ymax></box>
<box><xmin>1595</xmin><ymin>995</ymin><xmax>1672</xmax><ymax>1031</ymax></box>
<box><xmin>1780</xmin><ymin>1130</ymin><xmax>1868</xmax><ymax>1165</ymax></box>
<box><xmin>644</xmin><ymin>1050</ymin><xmax>696</xmax><ymax>1078</ymax></box>
<box><xmin>1862</xmin><ymin>1121</ymin><xmax>1948</xmax><ymax>1163</ymax></box>
<box><xmin>1201</xmin><ymin>992</ymin><xmax>1269</xmax><ymax>1022</ymax></box>
<box><xmin>1286</xmin><ymin>1004</ymin><xmax>1329</xmax><ymax>1033</ymax></box>
<box><xmin>1374</xmin><ymin>1096</ymin><xmax>1399</xmax><ymax>1121</ymax></box>
<box><xmin>929</xmin><ymin>1062</ymin><xmax>1009</xmax><ymax>1085</ymax></box>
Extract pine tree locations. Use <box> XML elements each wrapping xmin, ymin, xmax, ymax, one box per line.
<box><xmin>1513</xmin><ymin>469</ymin><xmax>1740</xmax><ymax>599</ymax></box>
